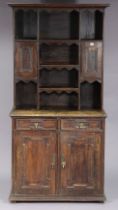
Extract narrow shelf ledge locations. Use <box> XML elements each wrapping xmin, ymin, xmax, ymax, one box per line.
<box><xmin>39</xmin><ymin>87</ymin><xmax>79</xmax><ymax>93</ymax></box>
<box><xmin>39</xmin><ymin>40</ymin><xmax>80</xmax><ymax>45</ymax></box>
<box><xmin>40</xmin><ymin>64</ymin><xmax>79</xmax><ymax>69</ymax></box>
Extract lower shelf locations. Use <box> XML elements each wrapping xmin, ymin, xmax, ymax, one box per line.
<box><xmin>9</xmin><ymin>192</ymin><xmax>106</xmax><ymax>202</ymax></box>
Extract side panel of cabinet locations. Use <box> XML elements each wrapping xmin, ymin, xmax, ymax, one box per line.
<box><xmin>13</xmin><ymin>130</ymin><xmax>57</xmax><ymax>195</ymax></box>
<box><xmin>15</xmin><ymin>41</ymin><xmax>37</xmax><ymax>80</ymax></box>
<box><xmin>60</xmin><ymin>131</ymin><xmax>104</xmax><ymax>196</ymax></box>
<box><xmin>80</xmin><ymin>41</ymin><xmax>102</xmax><ymax>82</ymax></box>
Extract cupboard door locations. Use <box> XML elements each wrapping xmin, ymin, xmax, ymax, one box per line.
<box><xmin>60</xmin><ymin>131</ymin><xmax>103</xmax><ymax>196</ymax></box>
<box><xmin>80</xmin><ymin>41</ymin><xmax>102</xmax><ymax>82</ymax></box>
<box><xmin>13</xmin><ymin>130</ymin><xmax>57</xmax><ymax>195</ymax></box>
<box><xmin>15</xmin><ymin>41</ymin><xmax>37</xmax><ymax>80</ymax></box>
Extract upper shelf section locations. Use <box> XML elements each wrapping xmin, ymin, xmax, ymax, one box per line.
<box><xmin>14</xmin><ymin>6</ymin><xmax>107</xmax><ymax>41</ymax></box>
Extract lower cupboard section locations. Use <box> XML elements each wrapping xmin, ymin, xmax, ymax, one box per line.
<box><xmin>10</xmin><ymin>117</ymin><xmax>105</xmax><ymax>202</ymax></box>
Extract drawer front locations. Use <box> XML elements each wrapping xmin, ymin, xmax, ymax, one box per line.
<box><xmin>15</xmin><ymin>118</ymin><xmax>57</xmax><ymax>130</ymax></box>
<box><xmin>61</xmin><ymin>119</ymin><xmax>103</xmax><ymax>131</ymax></box>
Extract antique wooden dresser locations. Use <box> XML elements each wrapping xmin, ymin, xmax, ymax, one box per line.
<box><xmin>9</xmin><ymin>3</ymin><xmax>109</xmax><ymax>202</ymax></box>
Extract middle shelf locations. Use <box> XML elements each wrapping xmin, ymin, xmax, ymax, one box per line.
<box><xmin>40</xmin><ymin>43</ymin><xmax>79</xmax><ymax>65</ymax></box>
<box><xmin>39</xmin><ymin>67</ymin><xmax>78</xmax><ymax>88</ymax></box>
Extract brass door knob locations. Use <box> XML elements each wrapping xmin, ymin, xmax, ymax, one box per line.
<box><xmin>51</xmin><ymin>154</ymin><xmax>56</xmax><ymax>169</ymax></box>
<box><xmin>61</xmin><ymin>154</ymin><xmax>66</xmax><ymax>169</ymax></box>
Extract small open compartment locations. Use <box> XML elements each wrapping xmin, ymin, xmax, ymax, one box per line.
<box><xmin>15</xmin><ymin>9</ymin><xmax>37</xmax><ymax>39</ymax></box>
<box><xmin>39</xmin><ymin>68</ymin><xmax>78</xmax><ymax>88</ymax></box>
<box><xmin>80</xmin><ymin>9</ymin><xmax>103</xmax><ymax>40</ymax></box>
<box><xmin>16</xmin><ymin>81</ymin><xmax>37</xmax><ymax>109</ymax></box>
<box><xmin>80</xmin><ymin>81</ymin><xmax>101</xmax><ymax>110</ymax></box>
<box><xmin>40</xmin><ymin>43</ymin><xmax>79</xmax><ymax>64</ymax></box>
<box><xmin>39</xmin><ymin>10</ymin><xmax>79</xmax><ymax>39</ymax></box>
<box><xmin>40</xmin><ymin>92</ymin><xmax>78</xmax><ymax>110</ymax></box>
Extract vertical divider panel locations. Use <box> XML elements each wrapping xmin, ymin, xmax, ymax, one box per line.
<box><xmin>13</xmin><ymin>9</ymin><xmax>16</xmax><ymax>108</ymax></box>
<box><xmin>57</xmin><ymin>118</ymin><xmax>61</xmax><ymax>194</ymax></box>
<box><xmin>37</xmin><ymin>9</ymin><xmax>40</xmax><ymax>109</ymax></box>
<box><xmin>101</xmin><ymin>10</ymin><xmax>105</xmax><ymax>110</ymax></box>
<box><xmin>78</xmin><ymin>9</ymin><xmax>80</xmax><ymax>110</ymax></box>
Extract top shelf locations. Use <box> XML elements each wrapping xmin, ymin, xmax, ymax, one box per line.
<box><xmin>9</xmin><ymin>3</ymin><xmax>110</xmax><ymax>9</ymax></box>
<box><xmin>15</xmin><ymin>8</ymin><xmax>104</xmax><ymax>41</ymax></box>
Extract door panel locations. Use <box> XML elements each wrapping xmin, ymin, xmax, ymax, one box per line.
<box><xmin>80</xmin><ymin>41</ymin><xmax>102</xmax><ymax>82</ymax></box>
<box><xmin>13</xmin><ymin>130</ymin><xmax>57</xmax><ymax>195</ymax></box>
<box><xmin>60</xmin><ymin>131</ymin><xmax>103</xmax><ymax>195</ymax></box>
<box><xmin>15</xmin><ymin>41</ymin><xmax>37</xmax><ymax>80</ymax></box>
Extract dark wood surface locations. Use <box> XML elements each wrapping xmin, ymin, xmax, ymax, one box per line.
<box><xmin>10</xmin><ymin>3</ymin><xmax>107</xmax><ymax>202</ymax></box>
<box><xmin>13</xmin><ymin>129</ymin><xmax>57</xmax><ymax>195</ymax></box>
<box><xmin>15</xmin><ymin>41</ymin><xmax>38</xmax><ymax>80</ymax></box>
<box><xmin>80</xmin><ymin>41</ymin><xmax>102</xmax><ymax>82</ymax></box>
<box><xmin>10</xmin><ymin>116</ymin><xmax>105</xmax><ymax>201</ymax></box>
<box><xmin>60</xmin><ymin>131</ymin><xmax>103</xmax><ymax>195</ymax></box>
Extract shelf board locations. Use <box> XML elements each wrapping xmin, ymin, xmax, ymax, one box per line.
<box><xmin>40</xmin><ymin>106</ymin><xmax>78</xmax><ymax>111</ymax></box>
<box><xmin>40</xmin><ymin>64</ymin><xmax>79</xmax><ymax>69</ymax></box>
<box><xmin>80</xmin><ymin>78</ymin><xmax>102</xmax><ymax>83</ymax></box>
<box><xmin>15</xmin><ymin>79</ymin><xmax>37</xmax><ymax>83</ymax></box>
<box><xmin>39</xmin><ymin>87</ymin><xmax>79</xmax><ymax>93</ymax></box>
<box><xmin>39</xmin><ymin>40</ymin><xmax>79</xmax><ymax>44</ymax></box>
<box><xmin>15</xmin><ymin>39</ymin><xmax>37</xmax><ymax>42</ymax></box>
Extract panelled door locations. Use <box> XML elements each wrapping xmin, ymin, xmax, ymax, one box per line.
<box><xmin>80</xmin><ymin>41</ymin><xmax>102</xmax><ymax>82</ymax></box>
<box><xmin>13</xmin><ymin>130</ymin><xmax>57</xmax><ymax>195</ymax></box>
<box><xmin>60</xmin><ymin>131</ymin><xmax>103</xmax><ymax>196</ymax></box>
<box><xmin>15</xmin><ymin>41</ymin><xmax>37</xmax><ymax>80</ymax></box>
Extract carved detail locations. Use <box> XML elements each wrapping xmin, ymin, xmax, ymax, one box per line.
<box><xmin>80</xmin><ymin>41</ymin><xmax>102</xmax><ymax>81</ymax></box>
<box><xmin>15</xmin><ymin>41</ymin><xmax>37</xmax><ymax>80</ymax></box>
<box><xmin>21</xmin><ymin>47</ymin><xmax>33</xmax><ymax>71</ymax></box>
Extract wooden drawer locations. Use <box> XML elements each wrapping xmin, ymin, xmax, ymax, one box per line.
<box><xmin>15</xmin><ymin>118</ymin><xmax>57</xmax><ymax>130</ymax></box>
<box><xmin>61</xmin><ymin>119</ymin><xmax>103</xmax><ymax>131</ymax></box>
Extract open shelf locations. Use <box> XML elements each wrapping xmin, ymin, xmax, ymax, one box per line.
<box><xmin>80</xmin><ymin>81</ymin><xmax>101</xmax><ymax>110</ymax></box>
<box><xmin>80</xmin><ymin>9</ymin><xmax>103</xmax><ymax>40</ymax></box>
<box><xmin>16</xmin><ymin>81</ymin><xmax>37</xmax><ymax>109</ymax></box>
<box><xmin>39</xmin><ymin>10</ymin><xmax>79</xmax><ymax>40</ymax></box>
<box><xmin>39</xmin><ymin>68</ymin><xmax>78</xmax><ymax>88</ymax></box>
<box><xmin>15</xmin><ymin>9</ymin><xmax>37</xmax><ymax>40</ymax></box>
<box><xmin>40</xmin><ymin>43</ymin><xmax>79</xmax><ymax>65</ymax></box>
<box><xmin>40</xmin><ymin>92</ymin><xmax>78</xmax><ymax>110</ymax></box>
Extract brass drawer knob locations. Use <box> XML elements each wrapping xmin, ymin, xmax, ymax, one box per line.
<box><xmin>34</xmin><ymin>122</ymin><xmax>39</xmax><ymax>129</ymax></box>
<box><xmin>31</xmin><ymin>122</ymin><xmax>42</xmax><ymax>129</ymax></box>
<box><xmin>76</xmin><ymin>122</ymin><xmax>88</xmax><ymax>129</ymax></box>
<box><xmin>79</xmin><ymin>122</ymin><xmax>88</xmax><ymax>129</ymax></box>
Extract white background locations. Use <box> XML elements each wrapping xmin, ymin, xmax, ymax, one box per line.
<box><xmin>0</xmin><ymin>0</ymin><xmax>118</xmax><ymax>209</ymax></box>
